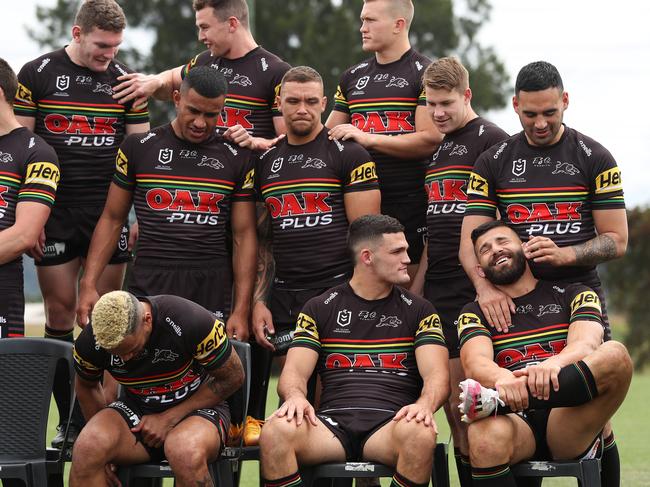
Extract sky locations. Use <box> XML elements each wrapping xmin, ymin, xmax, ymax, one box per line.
<box><xmin>5</xmin><ymin>0</ymin><xmax>650</xmax><ymax>207</ymax></box>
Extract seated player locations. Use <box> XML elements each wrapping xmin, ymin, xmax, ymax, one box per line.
<box><xmin>457</xmin><ymin>220</ymin><xmax>632</xmax><ymax>487</ymax></box>
<box><xmin>70</xmin><ymin>291</ymin><xmax>244</xmax><ymax>487</ymax></box>
<box><xmin>259</xmin><ymin>214</ymin><xmax>450</xmax><ymax>487</ymax></box>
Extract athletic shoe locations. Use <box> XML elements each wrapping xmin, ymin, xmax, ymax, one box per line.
<box><xmin>458</xmin><ymin>378</ymin><xmax>504</xmax><ymax>423</ymax></box>
<box><xmin>227</xmin><ymin>421</ymin><xmax>243</xmax><ymax>446</ymax></box>
<box><xmin>51</xmin><ymin>421</ymin><xmax>80</xmax><ymax>449</ymax></box>
<box><xmin>243</xmin><ymin>416</ymin><xmax>264</xmax><ymax>446</ymax></box>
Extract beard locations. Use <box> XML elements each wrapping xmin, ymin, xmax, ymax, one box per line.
<box><xmin>483</xmin><ymin>249</ymin><xmax>527</xmax><ymax>285</ymax></box>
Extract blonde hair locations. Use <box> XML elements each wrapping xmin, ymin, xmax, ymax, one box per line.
<box><xmin>91</xmin><ymin>291</ymin><xmax>141</xmax><ymax>349</ymax></box>
<box><xmin>422</xmin><ymin>57</ymin><xmax>469</xmax><ymax>93</ymax></box>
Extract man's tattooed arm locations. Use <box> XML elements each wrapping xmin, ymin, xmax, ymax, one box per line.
<box><xmin>572</xmin><ymin>234</ymin><xmax>619</xmax><ymax>266</ymax></box>
<box><xmin>253</xmin><ymin>202</ymin><xmax>275</xmax><ymax>304</ymax></box>
<box><xmin>204</xmin><ymin>349</ymin><xmax>244</xmax><ymax>402</ymax></box>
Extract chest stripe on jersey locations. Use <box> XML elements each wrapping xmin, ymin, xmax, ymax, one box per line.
<box><xmin>116</xmin><ymin>360</ymin><xmax>193</xmax><ymax>387</ymax></box>
<box><xmin>136</xmin><ymin>174</ymin><xmax>236</xmax><ymax>192</ymax></box>
<box><xmin>425</xmin><ymin>167</ymin><xmax>472</xmax><ymax>180</ymax></box>
<box><xmin>0</xmin><ymin>172</ymin><xmax>21</xmax><ymax>187</ymax></box>
<box><xmin>260</xmin><ymin>179</ymin><xmax>343</xmax><ymax>197</ymax></box>
<box><xmin>37</xmin><ymin>100</ymin><xmax>126</xmax><ymax>115</ymax></box>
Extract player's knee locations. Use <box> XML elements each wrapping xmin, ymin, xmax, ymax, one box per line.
<box><xmin>165</xmin><ymin>432</ymin><xmax>209</xmax><ymax>471</ymax></box>
<box><xmin>259</xmin><ymin>415</ymin><xmax>297</xmax><ymax>452</ymax></box>
<box><xmin>72</xmin><ymin>424</ymin><xmax>116</xmax><ymax>466</ymax></box>
<box><xmin>599</xmin><ymin>341</ymin><xmax>633</xmax><ymax>389</ymax></box>
<box><xmin>468</xmin><ymin>419</ymin><xmax>512</xmax><ymax>463</ymax></box>
<box><xmin>43</xmin><ymin>295</ymin><xmax>76</xmax><ymax>326</ymax></box>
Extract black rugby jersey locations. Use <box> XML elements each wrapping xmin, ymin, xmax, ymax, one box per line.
<box><xmin>14</xmin><ymin>48</ymin><xmax>149</xmax><ymax>207</ymax></box>
<box><xmin>254</xmin><ymin>128</ymin><xmax>378</xmax><ymax>289</ymax></box>
<box><xmin>458</xmin><ymin>280</ymin><xmax>603</xmax><ymax>371</ymax></box>
<box><xmin>425</xmin><ymin>117</ymin><xmax>508</xmax><ymax>279</ymax></box>
<box><xmin>73</xmin><ymin>295</ymin><xmax>232</xmax><ymax>412</ymax></box>
<box><xmin>333</xmin><ymin>49</ymin><xmax>430</xmax><ymax>200</ymax></box>
<box><xmin>292</xmin><ymin>282</ymin><xmax>445</xmax><ymax>411</ymax></box>
<box><xmin>465</xmin><ymin>126</ymin><xmax>625</xmax><ymax>286</ymax></box>
<box><xmin>112</xmin><ymin>124</ymin><xmax>254</xmax><ymax>261</ymax></box>
<box><xmin>0</xmin><ymin>127</ymin><xmax>59</xmax><ymax>277</ymax></box>
<box><xmin>182</xmin><ymin>47</ymin><xmax>290</xmax><ymax>139</ymax></box>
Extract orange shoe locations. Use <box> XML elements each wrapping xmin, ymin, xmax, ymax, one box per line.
<box><xmin>227</xmin><ymin>421</ymin><xmax>244</xmax><ymax>447</ymax></box>
<box><xmin>243</xmin><ymin>416</ymin><xmax>265</xmax><ymax>446</ymax></box>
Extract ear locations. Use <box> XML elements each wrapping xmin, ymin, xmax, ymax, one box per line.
<box><xmin>321</xmin><ymin>95</ymin><xmax>327</xmax><ymax>111</ymax></box>
<box><xmin>71</xmin><ymin>25</ymin><xmax>82</xmax><ymax>42</ymax></box>
<box><xmin>276</xmin><ymin>94</ymin><xmax>282</xmax><ymax>113</ymax></box>
<box><xmin>172</xmin><ymin>90</ymin><xmax>181</xmax><ymax>107</ymax></box>
<box><xmin>512</xmin><ymin>95</ymin><xmax>519</xmax><ymax>113</ymax></box>
<box><xmin>464</xmin><ymin>88</ymin><xmax>473</xmax><ymax>104</ymax></box>
<box><xmin>394</xmin><ymin>18</ymin><xmax>406</xmax><ymax>34</ymax></box>
<box><xmin>360</xmin><ymin>248</ymin><xmax>373</xmax><ymax>265</ymax></box>
<box><xmin>228</xmin><ymin>16</ymin><xmax>238</xmax><ymax>32</ymax></box>
<box><xmin>562</xmin><ymin>91</ymin><xmax>569</xmax><ymax>110</ymax></box>
<box><xmin>475</xmin><ymin>264</ymin><xmax>486</xmax><ymax>279</ymax></box>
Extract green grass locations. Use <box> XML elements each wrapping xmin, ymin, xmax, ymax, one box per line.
<box><xmin>43</xmin><ymin>354</ymin><xmax>650</xmax><ymax>486</ymax></box>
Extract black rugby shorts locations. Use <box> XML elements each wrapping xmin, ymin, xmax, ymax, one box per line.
<box><xmin>270</xmin><ymin>285</ymin><xmax>336</xmax><ymax>332</ymax></box>
<box><xmin>381</xmin><ymin>194</ymin><xmax>427</xmax><ymax>262</ymax></box>
<box><xmin>0</xmin><ymin>279</ymin><xmax>25</xmax><ymax>338</ymax></box>
<box><xmin>36</xmin><ymin>206</ymin><xmax>130</xmax><ymax>266</ymax></box>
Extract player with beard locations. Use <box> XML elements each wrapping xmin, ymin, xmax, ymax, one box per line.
<box><xmin>459</xmin><ymin>61</ymin><xmax>627</xmax><ymax>486</ymax></box>
<box><xmin>454</xmin><ymin>220</ymin><xmax>632</xmax><ymax>487</ymax></box>
<box><xmin>409</xmin><ymin>56</ymin><xmax>509</xmax><ymax>487</ymax></box>
<box><xmin>112</xmin><ymin>0</ymin><xmax>290</xmax><ymax>151</ymax></box>
<box><xmin>326</xmin><ymin>0</ymin><xmax>442</xmax><ymax>279</ymax></box>
<box><xmin>249</xmin><ymin>66</ymin><xmax>380</xmax><ymax>426</ymax></box>
<box><xmin>259</xmin><ymin>214</ymin><xmax>449</xmax><ymax>487</ymax></box>
<box><xmin>76</xmin><ymin>67</ymin><xmax>256</xmax><ymax>344</ymax></box>
<box><xmin>13</xmin><ymin>0</ymin><xmax>150</xmax><ymax>448</ymax></box>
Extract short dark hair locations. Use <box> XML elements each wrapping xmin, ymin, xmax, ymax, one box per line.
<box><xmin>280</xmin><ymin>66</ymin><xmax>323</xmax><ymax>91</ymax></box>
<box><xmin>193</xmin><ymin>0</ymin><xmax>249</xmax><ymax>28</ymax></box>
<box><xmin>0</xmin><ymin>58</ymin><xmax>17</xmax><ymax>105</ymax></box>
<box><xmin>470</xmin><ymin>220</ymin><xmax>517</xmax><ymax>246</ymax></box>
<box><xmin>348</xmin><ymin>214</ymin><xmax>404</xmax><ymax>262</ymax></box>
<box><xmin>74</xmin><ymin>0</ymin><xmax>126</xmax><ymax>33</ymax></box>
<box><xmin>515</xmin><ymin>61</ymin><xmax>563</xmax><ymax>95</ymax></box>
<box><xmin>180</xmin><ymin>66</ymin><xmax>228</xmax><ymax>99</ymax></box>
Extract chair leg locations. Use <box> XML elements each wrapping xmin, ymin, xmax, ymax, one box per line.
<box><xmin>579</xmin><ymin>459</ymin><xmax>601</xmax><ymax>487</ymax></box>
<box><xmin>433</xmin><ymin>443</ymin><xmax>450</xmax><ymax>487</ymax></box>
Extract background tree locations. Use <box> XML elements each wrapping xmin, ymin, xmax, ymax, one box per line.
<box><xmin>29</xmin><ymin>0</ymin><xmax>509</xmax><ymax>125</ymax></box>
<box><xmin>604</xmin><ymin>207</ymin><xmax>650</xmax><ymax>369</ymax></box>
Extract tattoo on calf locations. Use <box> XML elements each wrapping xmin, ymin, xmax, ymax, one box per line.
<box><xmin>573</xmin><ymin>235</ymin><xmax>617</xmax><ymax>266</ymax></box>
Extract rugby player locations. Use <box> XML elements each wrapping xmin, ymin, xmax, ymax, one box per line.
<box><xmin>259</xmin><ymin>214</ymin><xmax>449</xmax><ymax>487</ymax></box>
<box><xmin>410</xmin><ymin>56</ymin><xmax>509</xmax><ymax>487</ymax></box>
<box><xmin>249</xmin><ymin>66</ymin><xmax>380</xmax><ymax>422</ymax></box>
<box><xmin>76</xmin><ymin>67</ymin><xmax>256</xmax><ymax>343</ymax></box>
<box><xmin>326</xmin><ymin>0</ymin><xmax>442</xmax><ymax>278</ymax></box>
<box><xmin>0</xmin><ymin>58</ymin><xmax>58</xmax><ymax>339</ymax></box>
<box><xmin>13</xmin><ymin>0</ymin><xmax>150</xmax><ymax>448</ymax></box>
<box><xmin>459</xmin><ymin>61</ymin><xmax>627</xmax><ymax>486</ymax></box>
<box><xmin>112</xmin><ymin>0</ymin><xmax>290</xmax><ymax>151</ymax></box>
<box><xmin>70</xmin><ymin>290</ymin><xmax>244</xmax><ymax>487</ymax></box>
<box><xmin>456</xmin><ymin>220</ymin><xmax>632</xmax><ymax>487</ymax></box>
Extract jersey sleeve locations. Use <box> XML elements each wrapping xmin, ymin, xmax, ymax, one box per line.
<box><xmin>566</xmin><ymin>284</ymin><xmax>603</xmax><ymax>327</ymax></box>
<box><xmin>116</xmin><ymin>62</ymin><xmax>150</xmax><ymax>125</ymax></box>
<box><xmin>341</xmin><ymin>142</ymin><xmax>379</xmax><ymax>193</ymax></box>
<box><xmin>465</xmin><ymin>150</ymin><xmax>499</xmax><ymax>218</ymax></box>
<box><xmin>19</xmin><ymin>138</ymin><xmax>59</xmax><ymax>207</ymax></box>
<box><xmin>457</xmin><ymin>302</ymin><xmax>492</xmax><ymax>348</ymax></box>
<box><xmin>291</xmin><ymin>300</ymin><xmax>321</xmax><ymax>352</ymax></box>
<box><xmin>269</xmin><ymin>60</ymin><xmax>291</xmax><ymax>117</ymax></box>
<box><xmin>181</xmin><ymin>50</ymin><xmax>212</xmax><ymax>79</ymax></box>
<box><xmin>112</xmin><ymin>135</ymin><xmax>137</xmax><ymax>191</ymax></box>
<box><xmin>332</xmin><ymin>76</ymin><xmax>350</xmax><ymax>114</ymax></box>
<box><xmin>73</xmin><ymin>326</ymin><xmax>106</xmax><ymax>382</ymax></box>
<box><xmin>181</xmin><ymin>298</ymin><xmax>232</xmax><ymax>371</ymax></box>
<box><xmin>232</xmin><ymin>146</ymin><xmax>255</xmax><ymax>202</ymax></box>
<box><xmin>588</xmin><ymin>142</ymin><xmax>625</xmax><ymax>210</ymax></box>
<box><xmin>414</xmin><ymin>301</ymin><xmax>446</xmax><ymax>348</ymax></box>
<box><xmin>14</xmin><ymin>61</ymin><xmax>40</xmax><ymax>118</ymax></box>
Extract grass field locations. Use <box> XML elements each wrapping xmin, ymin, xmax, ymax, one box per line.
<box><xmin>45</xmin><ymin>369</ymin><xmax>650</xmax><ymax>486</ymax></box>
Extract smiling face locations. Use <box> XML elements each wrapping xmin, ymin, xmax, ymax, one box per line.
<box><xmin>173</xmin><ymin>87</ymin><xmax>225</xmax><ymax>143</ymax></box>
<box><xmin>72</xmin><ymin>26</ymin><xmax>123</xmax><ymax>72</ymax></box>
<box><xmin>195</xmin><ymin>7</ymin><xmax>232</xmax><ymax>58</ymax></box>
<box><xmin>513</xmin><ymin>87</ymin><xmax>568</xmax><ymax>146</ymax></box>
<box><xmin>475</xmin><ymin>225</ymin><xmax>527</xmax><ymax>285</ymax></box>
<box><xmin>425</xmin><ymin>85</ymin><xmax>472</xmax><ymax>134</ymax></box>
<box><xmin>278</xmin><ymin>80</ymin><xmax>326</xmax><ymax>139</ymax></box>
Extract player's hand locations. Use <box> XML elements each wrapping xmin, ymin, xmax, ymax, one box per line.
<box><xmin>26</xmin><ymin>228</ymin><xmax>46</xmax><ymax>261</ymax></box>
<box><xmin>104</xmin><ymin>463</ymin><xmax>122</xmax><ymax>487</ymax></box>
<box><xmin>495</xmin><ymin>374</ymin><xmax>529</xmax><ymax>412</ymax></box>
<box><xmin>327</xmin><ymin>124</ymin><xmax>371</xmax><ymax>146</ymax></box>
<box><xmin>274</xmin><ymin>394</ymin><xmax>318</xmax><ymax>427</ymax></box>
<box><xmin>128</xmin><ymin>221</ymin><xmax>139</xmax><ymax>252</ymax></box>
<box><xmin>393</xmin><ymin>403</ymin><xmax>438</xmax><ymax>430</ymax></box>
<box><xmin>226</xmin><ymin>310</ymin><xmax>250</xmax><ymax>342</ymax></box>
<box><xmin>76</xmin><ymin>282</ymin><xmax>100</xmax><ymax>328</ymax></box>
<box><xmin>131</xmin><ymin>412</ymin><xmax>178</xmax><ymax>449</ymax></box>
<box><xmin>522</xmin><ymin>236</ymin><xmax>574</xmax><ymax>266</ymax></box>
<box><xmin>222</xmin><ymin>124</ymin><xmax>254</xmax><ymax>147</ymax></box>
<box><xmin>252</xmin><ymin>301</ymin><xmax>276</xmax><ymax>351</ymax></box>
<box><xmin>112</xmin><ymin>73</ymin><xmax>159</xmax><ymax>108</ymax></box>
<box><xmin>513</xmin><ymin>362</ymin><xmax>561</xmax><ymax>401</ymax></box>
<box><xmin>475</xmin><ymin>280</ymin><xmax>515</xmax><ymax>332</ymax></box>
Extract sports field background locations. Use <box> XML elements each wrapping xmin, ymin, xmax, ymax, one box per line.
<box><xmin>29</xmin><ymin>321</ymin><xmax>649</xmax><ymax>486</ymax></box>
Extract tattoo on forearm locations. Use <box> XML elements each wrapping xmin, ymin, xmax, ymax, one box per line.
<box><xmin>205</xmin><ymin>352</ymin><xmax>243</xmax><ymax>402</ymax></box>
<box><xmin>253</xmin><ymin>204</ymin><xmax>275</xmax><ymax>303</ymax></box>
<box><xmin>572</xmin><ymin>234</ymin><xmax>618</xmax><ymax>266</ymax></box>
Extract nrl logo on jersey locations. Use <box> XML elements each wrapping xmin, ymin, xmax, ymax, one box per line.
<box><xmin>0</xmin><ymin>151</ymin><xmax>13</xmax><ymax>163</ymax></box>
<box><xmin>355</xmin><ymin>76</ymin><xmax>370</xmax><ymax>90</ymax></box>
<box><xmin>231</xmin><ymin>74</ymin><xmax>252</xmax><ymax>86</ymax></box>
<box><xmin>301</xmin><ymin>157</ymin><xmax>326</xmax><ymax>169</ymax></box>
<box><xmin>512</xmin><ymin>158</ymin><xmax>526</xmax><ymax>177</ymax></box>
<box><xmin>337</xmin><ymin>309</ymin><xmax>352</xmax><ymax>327</ymax></box>
<box><xmin>158</xmin><ymin>148</ymin><xmax>173</xmax><ymax>164</ymax></box>
<box><xmin>271</xmin><ymin>157</ymin><xmax>283</xmax><ymax>173</ymax></box>
<box><xmin>386</xmin><ymin>76</ymin><xmax>408</xmax><ymax>88</ymax></box>
<box><xmin>198</xmin><ymin>156</ymin><xmax>224</xmax><ymax>170</ymax></box>
<box><xmin>93</xmin><ymin>82</ymin><xmax>113</xmax><ymax>95</ymax></box>
<box><xmin>55</xmin><ymin>75</ymin><xmax>70</xmax><ymax>91</ymax></box>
